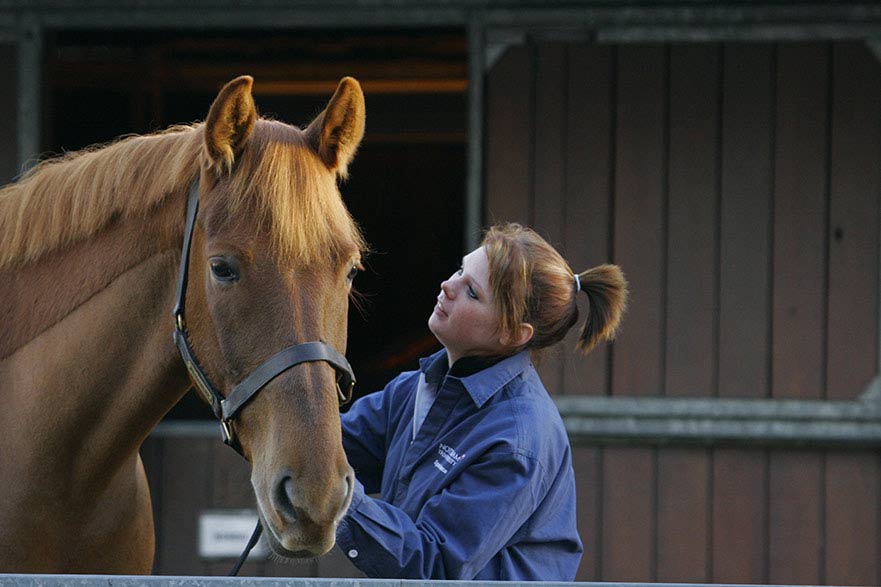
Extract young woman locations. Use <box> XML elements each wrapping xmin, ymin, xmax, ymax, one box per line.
<box><xmin>336</xmin><ymin>223</ymin><xmax>628</xmax><ymax>580</ymax></box>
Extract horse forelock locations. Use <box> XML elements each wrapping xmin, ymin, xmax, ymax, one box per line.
<box><xmin>216</xmin><ymin>119</ymin><xmax>366</xmax><ymax>268</ymax></box>
<box><xmin>0</xmin><ymin>118</ymin><xmax>365</xmax><ymax>272</ymax></box>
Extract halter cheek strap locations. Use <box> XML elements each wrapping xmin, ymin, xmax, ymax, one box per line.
<box><xmin>172</xmin><ymin>178</ymin><xmax>355</xmax><ymax>456</ymax></box>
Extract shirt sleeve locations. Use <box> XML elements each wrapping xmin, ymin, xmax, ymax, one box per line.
<box><xmin>340</xmin><ymin>385</ymin><xmax>394</xmax><ymax>495</ymax></box>
<box><xmin>336</xmin><ymin>446</ymin><xmax>543</xmax><ymax>579</ymax></box>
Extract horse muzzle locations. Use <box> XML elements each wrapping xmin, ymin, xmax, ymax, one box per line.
<box><xmin>256</xmin><ymin>464</ymin><xmax>355</xmax><ymax>557</ymax></box>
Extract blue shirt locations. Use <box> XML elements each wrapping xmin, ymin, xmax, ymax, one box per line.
<box><xmin>336</xmin><ymin>349</ymin><xmax>583</xmax><ymax>580</ymax></box>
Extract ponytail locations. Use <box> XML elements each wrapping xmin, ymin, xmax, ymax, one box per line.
<box><xmin>482</xmin><ymin>223</ymin><xmax>628</xmax><ymax>356</ymax></box>
<box><xmin>575</xmin><ymin>264</ymin><xmax>628</xmax><ymax>354</ymax></box>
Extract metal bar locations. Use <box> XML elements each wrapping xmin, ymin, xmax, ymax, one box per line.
<box><xmin>477</xmin><ymin>7</ymin><xmax>881</xmax><ymax>29</ymax></box>
<box><xmin>0</xmin><ymin>12</ymin><xmax>14</xmax><ymax>43</ymax></box>
<box><xmin>477</xmin><ymin>22</ymin><xmax>881</xmax><ymax>45</ymax></box>
<box><xmin>464</xmin><ymin>14</ymin><xmax>484</xmax><ymax>252</ymax></box>
<box><xmin>596</xmin><ymin>24</ymin><xmax>881</xmax><ymax>43</ymax></box>
<box><xmin>15</xmin><ymin>11</ymin><xmax>40</xmax><ymax>172</ymax></box>
<box><xmin>555</xmin><ymin>396</ymin><xmax>881</xmax><ymax>447</ymax></box>
<box><xmin>0</xmin><ymin>576</ymin><xmax>848</xmax><ymax>587</ymax></box>
<box><xmin>36</xmin><ymin>9</ymin><xmax>468</xmax><ymax>29</ymax></box>
<box><xmin>8</xmin><ymin>3</ymin><xmax>880</xmax><ymax>32</ymax></box>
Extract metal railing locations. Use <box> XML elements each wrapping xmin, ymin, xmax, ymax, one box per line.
<box><xmin>0</xmin><ymin>577</ymin><xmax>846</xmax><ymax>587</ymax></box>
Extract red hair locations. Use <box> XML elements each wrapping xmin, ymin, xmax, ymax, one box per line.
<box><xmin>482</xmin><ymin>223</ymin><xmax>628</xmax><ymax>354</ymax></box>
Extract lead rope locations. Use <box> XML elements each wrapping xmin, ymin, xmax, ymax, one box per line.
<box><xmin>229</xmin><ymin>521</ymin><xmax>264</xmax><ymax>576</ymax></box>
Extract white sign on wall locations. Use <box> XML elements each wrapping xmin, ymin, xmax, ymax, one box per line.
<box><xmin>198</xmin><ymin>509</ymin><xmax>268</xmax><ymax>559</ymax></box>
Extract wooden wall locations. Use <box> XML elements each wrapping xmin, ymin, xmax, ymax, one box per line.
<box><xmin>140</xmin><ymin>39</ymin><xmax>881</xmax><ymax>583</ymax></box>
<box><xmin>485</xmin><ymin>40</ymin><xmax>881</xmax><ymax>584</ymax></box>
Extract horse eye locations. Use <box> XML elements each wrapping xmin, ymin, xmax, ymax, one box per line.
<box><xmin>346</xmin><ymin>265</ymin><xmax>359</xmax><ymax>283</ymax></box>
<box><xmin>210</xmin><ymin>258</ymin><xmax>239</xmax><ymax>283</ymax></box>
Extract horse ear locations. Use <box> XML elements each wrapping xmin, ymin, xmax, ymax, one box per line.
<box><xmin>305</xmin><ymin>77</ymin><xmax>365</xmax><ymax>178</ymax></box>
<box><xmin>204</xmin><ymin>75</ymin><xmax>257</xmax><ymax>174</ymax></box>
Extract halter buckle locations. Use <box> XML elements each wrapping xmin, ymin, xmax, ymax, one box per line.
<box><xmin>337</xmin><ymin>381</ymin><xmax>354</xmax><ymax>405</ymax></box>
<box><xmin>220</xmin><ymin>419</ymin><xmax>236</xmax><ymax>446</ymax></box>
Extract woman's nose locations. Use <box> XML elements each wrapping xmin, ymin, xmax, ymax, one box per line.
<box><xmin>441</xmin><ymin>279</ymin><xmax>455</xmax><ymax>299</ymax></box>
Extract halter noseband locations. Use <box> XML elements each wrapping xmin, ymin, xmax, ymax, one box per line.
<box><xmin>172</xmin><ymin>179</ymin><xmax>355</xmax><ymax>456</ymax></box>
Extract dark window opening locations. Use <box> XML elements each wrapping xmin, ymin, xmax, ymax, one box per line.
<box><xmin>46</xmin><ymin>29</ymin><xmax>468</xmax><ymax>416</ymax></box>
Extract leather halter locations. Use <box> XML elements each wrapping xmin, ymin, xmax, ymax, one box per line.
<box><xmin>172</xmin><ymin>179</ymin><xmax>356</xmax><ymax>456</ymax></box>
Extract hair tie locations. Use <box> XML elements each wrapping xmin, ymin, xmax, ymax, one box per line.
<box><xmin>574</xmin><ymin>273</ymin><xmax>581</xmax><ymax>293</ymax></box>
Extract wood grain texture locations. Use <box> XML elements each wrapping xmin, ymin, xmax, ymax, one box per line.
<box><xmin>611</xmin><ymin>44</ymin><xmax>667</xmax><ymax>397</ymax></box>
<box><xmin>771</xmin><ymin>43</ymin><xmax>829</xmax><ymax>400</ymax></box>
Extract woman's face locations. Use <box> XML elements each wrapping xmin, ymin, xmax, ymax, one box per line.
<box><xmin>428</xmin><ymin>246</ymin><xmax>508</xmax><ymax>365</ymax></box>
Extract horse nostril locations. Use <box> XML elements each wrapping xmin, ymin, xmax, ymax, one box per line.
<box><xmin>273</xmin><ymin>475</ymin><xmax>299</xmax><ymax>523</ymax></box>
<box><xmin>337</xmin><ymin>468</ymin><xmax>355</xmax><ymax>522</ymax></box>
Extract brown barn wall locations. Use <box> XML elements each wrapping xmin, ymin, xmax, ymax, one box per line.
<box><xmin>138</xmin><ymin>39</ymin><xmax>881</xmax><ymax>583</ymax></box>
<box><xmin>485</xmin><ymin>40</ymin><xmax>881</xmax><ymax>584</ymax></box>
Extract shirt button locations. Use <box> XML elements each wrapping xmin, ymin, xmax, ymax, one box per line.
<box><xmin>348</xmin><ymin>549</ymin><xmax>358</xmax><ymax>559</ymax></box>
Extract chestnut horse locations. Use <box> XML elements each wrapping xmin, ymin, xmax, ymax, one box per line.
<box><xmin>0</xmin><ymin>76</ymin><xmax>366</xmax><ymax>573</ymax></box>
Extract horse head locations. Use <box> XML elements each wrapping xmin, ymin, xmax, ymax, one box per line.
<box><xmin>181</xmin><ymin>76</ymin><xmax>365</xmax><ymax>557</ymax></box>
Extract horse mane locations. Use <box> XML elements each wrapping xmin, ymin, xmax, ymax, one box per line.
<box><xmin>0</xmin><ymin>118</ymin><xmax>365</xmax><ymax>270</ymax></box>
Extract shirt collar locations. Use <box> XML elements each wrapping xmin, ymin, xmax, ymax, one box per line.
<box><xmin>418</xmin><ymin>349</ymin><xmax>532</xmax><ymax>408</ymax></box>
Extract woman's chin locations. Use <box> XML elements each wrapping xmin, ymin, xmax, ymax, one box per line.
<box><xmin>428</xmin><ymin>312</ymin><xmax>441</xmax><ymax>333</ymax></box>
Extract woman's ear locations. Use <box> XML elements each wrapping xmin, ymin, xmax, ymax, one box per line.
<box><xmin>501</xmin><ymin>323</ymin><xmax>534</xmax><ymax>348</ymax></box>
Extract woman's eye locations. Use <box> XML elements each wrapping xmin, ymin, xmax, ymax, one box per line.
<box><xmin>346</xmin><ymin>265</ymin><xmax>359</xmax><ymax>283</ymax></box>
<box><xmin>467</xmin><ymin>286</ymin><xmax>478</xmax><ymax>300</ymax></box>
<box><xmin>457</xmin><ymin>265</ymin><xmax>464</xmax><ymax>276</ymax></box>
<box><xmin>210</xmin><ymin>259</ymin><xmax>239</xmax><ymax>282</ymax></box>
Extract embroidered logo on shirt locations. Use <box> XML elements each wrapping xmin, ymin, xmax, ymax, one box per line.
<box><xmin>433</xmin><ymin>443</ymin><xmax>465</xmax><ymax>474</ymax></box>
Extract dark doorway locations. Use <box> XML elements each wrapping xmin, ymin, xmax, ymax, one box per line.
<box><xmin>46</xmin><ymin>29</ymin><xmax>467</xmax><ymax>414</ymax></box>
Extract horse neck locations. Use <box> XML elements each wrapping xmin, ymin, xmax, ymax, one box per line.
<box><xmin>0</xmin><ymin>191</ymin><xmax>191</xmax><ymax>485</ymax></box>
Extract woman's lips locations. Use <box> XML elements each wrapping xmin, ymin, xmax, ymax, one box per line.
<box><xmin>434</xmin><ymin>300</ymin><xmax>448</xmax><ymax>317</ymax></box>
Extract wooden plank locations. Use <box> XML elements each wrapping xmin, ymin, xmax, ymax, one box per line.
<box><xmin>573</xmin><ymin>445</ymin><xmax>602</xmax><ymax>581</ymax></box>
<box><xmin>611</xmin><ymin>44</ymin><xmax>667</xmax><ymax>397</ymax></box>
<box><xmin>714</xmin><ymin>45</ymin><xmax>773</xmax><ymax>585</ymax></box>
<box><xmin>561</xmin><ymin>43</ymin><xmax>614</xmax><ymax>397</ymax></box>
<box><xmin>533</xmin><ymin>43</ymin><xmax>567</xmax><ymax>251</ymax></box>
<box><xmin>827</xmin><ymin>42</ymin><xmax>881</xmax><ymax>400</ymax></box>
<box><xmin>712</xmin><ymin>449</ymin><xmax>767</xmax><ymax>583</ymax></box>
<box><xmin>718</xmin><ymin>43</ymin><xmax>774</xmax><ymax>399</ymax></box>
<box><xmin>769</xmin><ymin>450</ymin><xmax>823</xmax><ymax>584</ymax></box>
<box><xmin>824</xmin><ymin>451</ymin><xmax>881</xmax><ymax>586</ymax></box>
<box><xmin>767</xmin><ymin>44</ymin><xmax>827</xmax><ymax>585</ymax></box>
<box><xmin>532</xmin><ymin>42</ymin><xmax>567</xmax><ymax>395</ymax></box>
<box><xmin>485</xmin><ymin>43</ymin><xmax>533</xmax><ymax>225</ymax></box>
<box><xmin>602</xmin><ymin>447</ymin><xmax>654</xmax><ymax>581</ymax></box>
<box><xmin>665</xmin><ymin>43</ymin><xmax>719</xmax><ymax>397</ymax></box>
<box><xmin>658</xmin><ymin>46</ymin><xmax>716</xmax><ymax>580</ymax></box>
<box><xmin>771</xmin><ymin>42</ymin><xmax>829</xmax><ymax>400</ymax></box>
<box><xmin>656</xmin><ymin>448</ymin><xmax>709</xmax><ymax>582</ymax></box>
